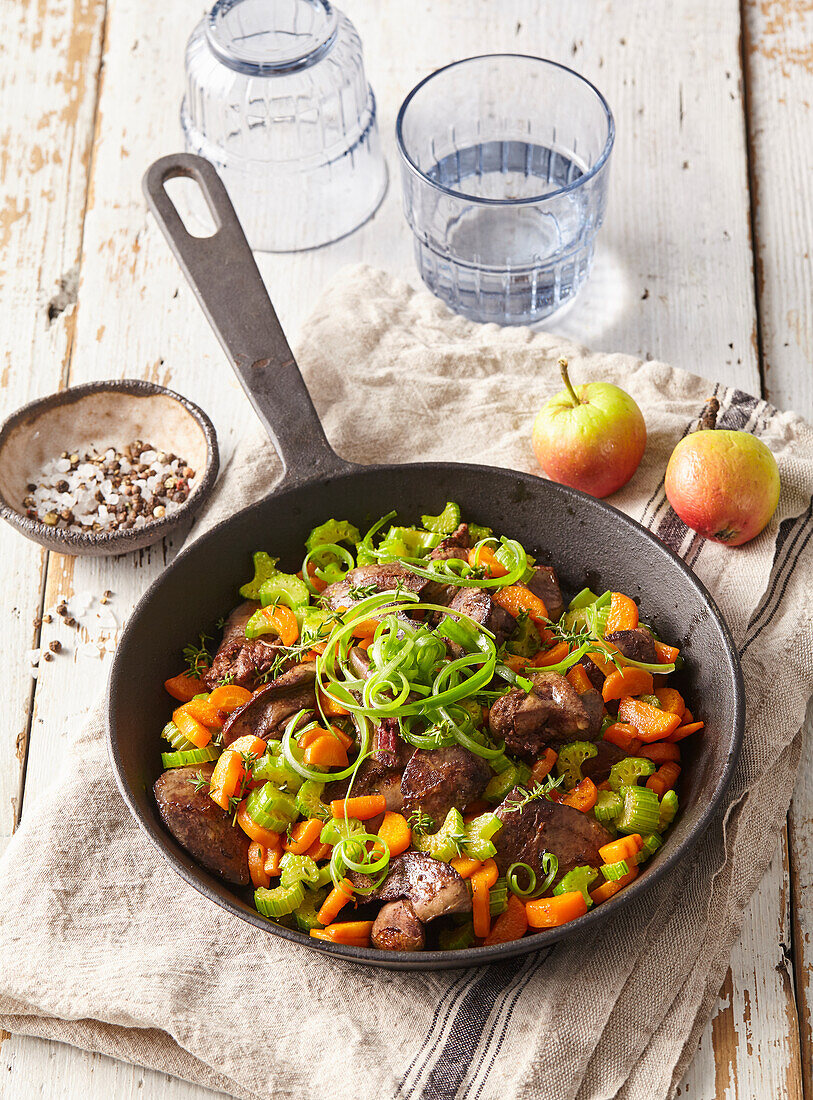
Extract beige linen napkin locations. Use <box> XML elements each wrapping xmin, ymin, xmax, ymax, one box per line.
<box><xmin>1</xmin><ymin>265</ymin><xmax>812</xmax><ymax>1100</ymax></box>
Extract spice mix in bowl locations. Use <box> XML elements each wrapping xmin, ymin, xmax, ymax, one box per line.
<box><xmin>0</xmin><ymin>379</ymin><xmax>219</xmax><ymax>555</ymax></box>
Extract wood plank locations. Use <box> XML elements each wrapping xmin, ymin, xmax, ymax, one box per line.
<box><xmin>742</xmin><ymin>2</ymin><xmax>813</xmax><ymax>1095</ymax></box>
<box><xmin>0</xmin><ymin>0</ymin><xmax>107</xmax><ymax>849</ymax></box>
<box><xmin>679</xmin><ymin>833</ymin><xmax>804</xmax><ymax>1100</ymax></box>
<box><xmin>4</xmin><ymin>0</ymin><xmax>800</xmax><ymax>1096</ymax></box>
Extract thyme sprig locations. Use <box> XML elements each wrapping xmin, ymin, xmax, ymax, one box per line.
<box><xmin>501</xmin><ymin>774</ymin><xmax>565</xmax><ymax>814</ymax></box>
<box><xmin>182</xmin><ymin>633</ymin><xmax>211</xmax><ymax>678</ymax></box>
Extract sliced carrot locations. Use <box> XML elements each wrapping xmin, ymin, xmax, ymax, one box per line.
<box><xmin>209</xmin><ymin>749</ymin><xmax>244</xmax><ymax>809</ymax></box>
<box><xmin>585</xmin><ymin>649</ymin><xmax>616</xmax><ymax>677</ymax></box>
<box><xmin>357</xmin><ymin>638</ymin><xmax>373</xmax><ymax>652</ymax></box>
<box><xmin>248</xmin><ymin>841</ymin><xmax>271</xmax><ymax>888</ymax></box>
<box><xmin>605</xmin><ymin>592</ymin><xmax>639</xmax><ymax>634</ymax></box>
<box><xmin>450</xmin><ymin>856</ymin><xmax>482</xmax><ymax>880</ymax></box>
<box><xmin>181</xmin><ymin>696</ymin><xmax>224</xmax><ymax>728</ymax></box>
<box><xmin>599</xmin><ymin>833</ymin><xmax>644</xmax><ymax>865</ymax></box>
<box><xmin>376</xmin><ymin>812</ymin><xmax>411</xmax><ymax>857</ymax></box>
<box><xmin>526</xmin><ymin>890</ymin><xmax>588</xmax><ymax>928</ymax></box>
<box><xmin>304</xmin><ymin>734</ymin><xmax>349</xmax><ymax>767</ymax></box>
<box><xmin>529</xmin><ymin>641</ymin><xmax>570</xmax><ymax>667</ymax></box>
<box><xmin>319</xmin><ymin>920</ymin><xmax>374</xmax><ymax>945</ymax></box>
<box><xmin>284</xmin><ymin>818</ymin><xmax>324</xmax><ymax>854</ymax></box>
<box><xmin>531</xmin><ymin>748</ymin><xmax>558</xmax><ymax>784</ymax></box>
<box><xmin>318</xmin><ymin>686</ymin><xmax>349</xmax><ymax>717</ymax></box>
<box><xmin>647</xmin><ymin>761</ymin><xmax>682</xmax><ymax>797</ymax></box>
<box><xmin>250</xmin><ymin>604</ymin><xmax>299</xmax><ymax>647</ymax></box>
<box><xmin>667</xmin><ymin>720</ymin><xmax>705</xmax><ymax>743</ymax></box>
<box><xmin>263</xmin><ymin>838</ymin><xmax>283</xmax><ymax>877</ymax></box>
<box><xmin>566</xmin><ymin>664</ymin><xmax>594</xmax><ymax>695</ymax></box>
<box><xmin>484</xmin><ymin>895</ymin><xmax>529</xmax><ymax>945</ymax></box>
<box><xmin>164</xmin><ymin>673</ymin><xmax>205</xmax><ymax>702</ymax></box>
<box><xmin>653</xmin><ymin>639</ymin><xmax>680</xmax><ymax>663</ymax></box>
<box><xmin>471</xmin><ymin>869</ymin><xmax>493</xmax><ymax>938</ymax></box>
<box><xmin>305</xmin><ymin>838</ymin><xmax>333</xmax><ymax>861</ymax></box>
<box><xmin>172</xmin><ymin>705</ymin><xmax>212</xmax><ymax>748</ymax></box>
<box><xmin>298</xmin><ymin>725</ymin><xmax>327</xmax><ymax>750</ymax></box>
<box><xmin>207</xmin><ymin>684</ymin><xmax>253</xmax><ymax>712</ymax></box>
<box><xmin>682</xmin><ymin>708</ymin><xmax>694</xmax><ymax>725</ymax></box>
<box><xmin>317</xmin><ymin>878</ymin><xmax>354</xmax><ymax>925</ymax></box>
<box><xmin>328</xmin><ymin>724</ymin><xmax>354</xmax><ymax>750</ymax></box>
<box><xmin>227</xmin><ymin>735</ymin><xmax>267</xmax><ymax>759</ymax></box>
<box><xmin>602</xmin><ymin>722</ymin><xmax>643</xmax><ymax>754</ymax></box>
<box><xmin>331</xmin><ymin>795</ymin><xmax>386</xmax><ymax>820</ymax></box>
<box><xmin>617</xmin><ymin>697</ymin><xmax>682</xmax><ymax>742</ymax></box>
<box><xmin>303</xmin><ymin>562</ymin><xmax>327</xmax><ymax>594</ymax></box>
<box><xmin>493</xmin><ymin>584</ymin><xmax>549</xmax><ymax>625</ymax></box>
<box><xmin>468</xmin><ymin>545</ymin><xmax>508</xmax><ymax>578</ymax></box>
<box><xmin>639</xmin><ymin>742</ymin><xmax>681</xmax><ymax>764</ymax></box>
<box><xmin>350</xmin><ymin>619</ymin><xmax>380</xmax><ymax>640</ymax></box>
<box><xmin>654</xmin><ymin>687</ymin><xmax>685</xmax><ymax>717</ymax></box>
<box><xmin>236</xmin><ymin>801</ymin><xmax>281</xmax><ymax>847</ymax></box>
<box><xmin>601</xmin><ymin>666</ymin><xmax>654</xmax><ymax>702</ymax></box>
<box><xmin>503</xmin><ymin>654</ymin><xmax>530</xmax><ymax>673</ymax></box>
<box><xmin>590</xmin><ymin>866</ymin><xmax>639</xmax><ymax>905</ymax></box>
<box><xmin>562</xmin><ymin>776</ymin><xmax>598</xmax><ymax>813</ymax></box>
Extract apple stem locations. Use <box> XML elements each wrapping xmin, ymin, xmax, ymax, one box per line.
<box><xmin>559</xmin><ymin>357</ymin><xmax>581</xmax><ymax>407</ymax></box>
<box><xmin>698</xmin><ymin>396</ymin><xmax>719</xmax><ymax>431</ymax></box>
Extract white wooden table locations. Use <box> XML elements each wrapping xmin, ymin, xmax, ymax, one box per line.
<box><xmin>1</xmin><ymin>1</ymin><xmax>810</xmax><ymax>1096</ymax></box>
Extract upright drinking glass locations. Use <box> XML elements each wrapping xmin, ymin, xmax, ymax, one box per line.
<box><xmin>396</xmin><ymin>55</ymin><xmax>614</xmax><ymax>325</ymax></box>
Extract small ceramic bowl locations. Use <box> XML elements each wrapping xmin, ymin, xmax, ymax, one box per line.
<box><xmin>0</xmin><ymin>379</ymin><xmax>219</xmax><ymax>556</ymax></box>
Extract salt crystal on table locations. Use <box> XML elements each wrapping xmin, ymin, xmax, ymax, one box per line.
<box><xmin>29</xmin><ymin>649</ymin><xmax>41</xmax><ymax>665</ymax></box>
<box><xmin>141</xmin><ymin>450</ymin><xmax>157</xmax><ymax>463</ymax></box>
<box><xmin>55</xmin><ymin>458</ymin><xmax>71</xmax><ymax>473</ymax></box>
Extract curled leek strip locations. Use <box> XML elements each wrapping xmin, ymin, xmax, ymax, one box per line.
<box><xmin>281</xmin><ymin>709</ymin><xmax>372</xmax><ymax>783</ymax></box>
<box><xmin>330</xmin><ymin>833</ymin><xmax>390</xmax><ymax>893</ymax></box>
<box><xmin>506</xmin><ymin>853</ymin><xmax>559</xmax><ymax>899</ymax></box>
<box><xmin>398</xmin><ymin>536</ymin><xmax>528</xmax><ymax>590</ymax></box>
<box><xmin>302</xmin><ymin>542</ymin><xmax>355</xmax><ymax>592</ymax></box>
<box><xmin>436</xmin><ymin>704</ymin><xmax>505</xmax><ymax>760</ymax></box>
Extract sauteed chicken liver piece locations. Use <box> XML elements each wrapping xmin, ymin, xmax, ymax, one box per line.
<box><xmin>202</xmin><ymin>600</ymin><xmax>279</xmax><ymax>690</ymax></box>
<box><xmin>154</xmin><ymin>763</ymin><xmax>250</xmax><ymax>885</ymax></box>
<box><xmin>494</xmin><ymin>789</ymin><xmax>612</xmax><ymax>880</ymax></box>
<box><xmin>401</xmin><ymin>745</ymin><xmax>492</xmax><ymax>823</ymax></box>
<box><xmin>488</xmin><ymin>671</ymin><xmax>603</xmax><ymax>758</ymax></box>
<box><xmin>356</xmin><ymin>851</ymin><xmax>471</xmax><ymax>922</ymax></box>
<box><xmin>605</xmin><ymin>627</ymin><xmax>657</xmax><ymax>664</ymax></box>
<box><xmin>371</xmin><ymin>899</ymin><xmax>426</xmax><ymax>951</ymax></box>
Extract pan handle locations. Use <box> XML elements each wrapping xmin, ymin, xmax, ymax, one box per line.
<box><xmin>142</xmin><ymin>153</ymin><xmax>354</xmax><ymax>488</ymax></box>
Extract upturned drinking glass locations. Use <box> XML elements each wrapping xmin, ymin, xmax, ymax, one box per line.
<box><xmin>396</xmin><ymin>55</ymin><xmax>614</xmax><ymax>325</ymax></box>
<box><xmin>182</xmin><ymin>0</ymin><xmax>387</xmax><ymax>252</ymax></box>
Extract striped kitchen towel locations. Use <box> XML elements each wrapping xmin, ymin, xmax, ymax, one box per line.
<box><xmin>0</xmin><ymin>265</ymin><xmax>810</xmax><ymax>1100</ymax></box>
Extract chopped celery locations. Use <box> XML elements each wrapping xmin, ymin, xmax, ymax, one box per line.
<box><xmin>293</xmin><ymin>886</ymin><xmax>329</xmax><ymax>931</ymax></box>
<box><xmin>637</xmin><ymin>832</ymin><xmax>664</xmax><ymax>863</ymax></box>
<box><xmin>658</xmin><ymin>790</ymin><xmax>678</xmax><ymax>832</ymax></box>
<box><xmin>298</xmin><ymin>606</ymin><xmax>333</xmax><ymax>644</ymax></box>
<box><xmin>467</xmin><ymin>523</ymin><xmax>493</xmax><ymax>544</ymax></box>
<box><xmin>255</xmin><ymin>881</ymin><xmax>305</xmax><ymax>919</ymax></box>
<box><xmin>251</xmin><ymin>753</ymin><xmax>303</xmax><ymax>793</ymax></box>
<box><xmin>463</xmin><ymin>812</ymin><xmax>503</xmax><ymax>860</ymax></box>
<box><xmin>616</xmin><ymin>785</ymin><xmax>661</xmax><ymax>835</ymax></box>
<box><xmin>568</xmin><ymin>587</ymin><xmax>600</xmax><ymax>610</ymax></box>
<box><xmin>305</xmin><ymin>519</ymin><xmax>361</xmax><ymax>551</ymax></box>
<box><xmin>295</xmin><ymin>780</ymin><xmax>330</xmax><ymax>821</ymax></box>
<box><xmin>608</xmin><ymin>757</ymin><xmax>657</xmax><ymax>792</ymax></box>
<box><xmin>413</xmin><ymin>808</ymin><xmax>466</xmax><ymax>862</ymax></box>
<box><xmin>593</xmin><ymin>789</ymin><xmax>623</xmax><ymax>825</ymax></box>
<box><xmin>377</xmin><ymin>526</ymin><xmax>441</xmax><ymax>561</ymax></box>
<box><xmin>280</xmin><ymin>853</ymin><xmax>320</xmax><ymax>889</ymax></box>
<box><xmin>320</xmin><ymin>816</ymin><xmax>365</xmax><ymax>845</ymax></box>
<box><xmin>515</xmin><ymin>761</ymin><xmax>532</xmax><ymax>788</ymax></box>
<box><xmin>553</xmin><ymin>865</ymin><xmax>598</xmax><ymax>907</ymax></box>
<box><xmin>245</xmin><ymin>784</ymin><xmax>298</xmax><ymax>832</ymax></box>
<box><xmin>421</xmin><ymin>502</ymin><xmax>462</xmax><ymax>535</ymax></box>
<box><xmin>489</xmin><ymin>753</ymin><xmax>515</xmax><ymax>774</ymax></box>
<box><xmin>258</xmin><ymin>571</ymin><xmax>310</xmax><ymax>610</ymax></box>
<box><xmin>239</xmin><ymin>551</ymin><xmax>279</xmax><ymax>600</ymax></box>
<box><xmin>161</xmin><ymin>720</ymin><xmax>195</xmax><ymax>752</ymax></box>
<box><xmin>601</xmin><ymin>859</ymin><xmax>630</xmax><ymax>881</ymax></box>
<box><xmin>506</xmin><ymin>614</ymin><xmax>542</xmax><ymax>658</ymax></box>
<box><xmin>484</xmin><ymin>765</ymin><xmax>519</xmax><ymax>803</ymax></box>
<box><xmin>556</xmin><ymin>741</ymin><xmax>598</xmax><ymax>790</ymax></box>
<box><xmin>438</xmin><ymin>919</ymin><xmax>475</xmax><ymax>950</ymax></box>
<box><xmin>489</xmin><ymin>879</ymin><xmax>509</xmax><ymax>916</ymax></box>
<box><xmin>244</xmin><ymin>606</ymin><xmax>285</xmax><ymax>641</ymax></box>
<box><xmin>161</xmin><ymin>746</ymin><xmax>220</xmax><ymax>769</ymax></box>
<box><xmin>310</xmin><ymin>863</ymin><xmax>334</xmax><ymax>890</ymax></box>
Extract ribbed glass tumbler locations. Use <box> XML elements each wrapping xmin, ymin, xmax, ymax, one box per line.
<box><xmin>182</xmin><ymin>0</ymin><xmax>387</xmax><ymax>252</ymax></box>
<box><xmin>396</xmin><ymin>55</ymin><xmax>614</xmax><ymax>325</ymax></box>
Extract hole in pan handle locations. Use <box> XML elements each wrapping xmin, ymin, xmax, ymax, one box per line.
<box><xmin>142</xmin><ymin>153</ymin><xmax>354</xmax><ymax>488</ymax></box>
